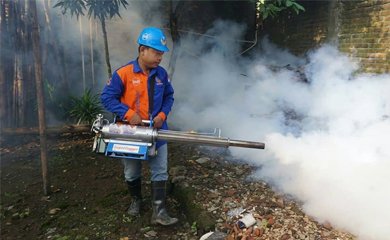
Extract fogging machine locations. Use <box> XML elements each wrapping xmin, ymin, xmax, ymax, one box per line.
<box><xmin>91</xmin><ymin>114</ymin><xmax>265</xmax><ymax>160</ymax></box>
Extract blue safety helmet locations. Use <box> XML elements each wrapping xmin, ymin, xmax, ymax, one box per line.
<box><xmin>137</xmin><ymin>27</ymin><xmax>169</xmax><ymax>52</ymax></box>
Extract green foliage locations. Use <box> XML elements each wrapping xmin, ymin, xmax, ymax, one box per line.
<box><xmin>86</xmin><ymin>0</ymin><xmax>128</xmax><ymax>21</ymax></box>
<box><xmin>191</xmin><ymin>221</ymin><xmax>197</xmax><ymax>233</ymax></box>
<box><xmin>122</xmin><ymin>214</ymin><xmax>132</xmax><ymax>223</ymax></box>
<box><xmin>254</xmin><ymin>0</ymin><xmax>305</xmax><ymax>19</ymax></box>
<box><xmin>53</xmin><ymin>0</ymin><xmax>86</xmax><ymax>19</ymax></box>
<box><xmin>54</xmin><ymin>0</ymin><xmax>128</xmax><ymax>21</ymax></box>
<box><xmin>65</xmin><ymin>89</ymin><xmax>104</xmax><ymax>125</ymax></box>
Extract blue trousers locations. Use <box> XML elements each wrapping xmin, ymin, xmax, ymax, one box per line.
<box><xmin>121</xmin><ymin>144</ymin><xmax>168</xmax><ymax>182</ymax></box>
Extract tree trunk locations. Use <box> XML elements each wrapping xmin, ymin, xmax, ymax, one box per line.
<box><xmin>101</xmin><ymin>16</ymin><xmax>111</xmax><ymax>78</ymax></box>
<box><xmin>12</xmin><ymin>0</ymin><xmax>25</xmax><ymax>127</ymax></box>
<box><xmin>42</xmin><ymin>0</ymin><xmax>68</xmax><ymax>92</ymax></box>
<box><xmin>79</xmin><ymin>17</ymin><xmax>86</xmax><ymax>90</ymax></box>
<box><xmin>167</xmin><ymin>0</ymin><xmax>186</xmax><ymax>82</ymax></box>
<box><xmin>13</xmin><ymin>53</ymin><xmax>24</xmax><ymax>126</ymax></box>
<box><xmin>30</xmin><ymin>0</ymin><xmax>51</xmax><ymax>196</ymax></box>
<box><xmin>167</xmin><ymin>14</ymin><xmax>180</xmax><ymax>81</ymax></box>
<box><xmin>0</xmin><ymin>0</ymin><xmax>8</xmax><ymax>127</ymax></box>
<box><xmin>89</xmin><ymin>18</ymin><xmax>95</xmax><ymax>86</ymax></box>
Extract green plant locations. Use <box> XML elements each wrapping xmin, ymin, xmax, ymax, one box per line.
<box><xmin>52</xmin><ymin>234</ymin><xmax>70</xmax><ymax>240</ymax></box>
<box><xmin>19</xmin><ymin>208</ymin><xmax>30</xmax><ymax>218</ymax></box>
<box><xmin>262</xmin><ymin>219</ymin><xmax>268</xmax><ymax>228</ymax></box>
<box><xmin>254</xmin><ymin>0</ymin><xmax>305</xmax><ymax>19</ymax></box>
<box><xmin>65</xmin><ymin>88</ymin><xmax>104</xmax><ymax>125</ymax></box>
<box><xmin>107</xmin><ymin>214</ymin><xmax>118</xmax><ymax>221</ymax></box>
<box><xmin>122</xmin><ymin>214</ymin><xmax>132</xmax><ymax>223</ymax></box>
<box><xmin>141</xmin><ymin>226</ymin><xmax>151</xmax><ymax>232</ymax></box>
<box><xmin>191</xmin><ymin>221</ymin><xmax>197</xmax><ymax>234</ymax></box>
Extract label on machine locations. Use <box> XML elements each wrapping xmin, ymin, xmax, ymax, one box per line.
<box><xmin>112</xmin><ymin>144</ymin><xmax>139</xmax><ymax>153</ymax></box>
<box><xmin>105</xmin><ymin>142</ymin><xmax>148</xmax><ymax>160</ymax></box>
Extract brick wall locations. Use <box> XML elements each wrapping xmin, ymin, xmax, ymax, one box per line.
<box><xmin>260</xmin><ymin>0</ymin><xmax>390</xmax><ymax>74</ymax></box>
<box><xmin>260</xmin><ymin>1</ymin><xmax>330</xmax><ymax>56</ymax></box>
<box><xmin>339</xmin><ymin>0</ymin><xmax>390</xmax><ymax>74</ymax></box>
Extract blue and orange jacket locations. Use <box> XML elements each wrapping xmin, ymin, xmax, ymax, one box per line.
<box><xmin>101</xmin><ymin>58</ymin><xmax>174</xmax><ymax>148</ymax></box>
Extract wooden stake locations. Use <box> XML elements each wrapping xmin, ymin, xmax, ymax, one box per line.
<box><xmin>30</xmin><ymin>0</ymin><xmax>51</xmax><ymax>196</ymax></box>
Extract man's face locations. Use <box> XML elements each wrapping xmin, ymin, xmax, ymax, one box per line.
<box><xmin>140</xmin><ymin>46</ymin><xmax>164</xmax><ymax>69</ymax></box>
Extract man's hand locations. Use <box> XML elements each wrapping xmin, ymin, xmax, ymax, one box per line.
<box><xmin>129</xmin><ymin>113</ymin><xmax>145</xmax><ymax>126</ymax></box>
<box><xmin>153</xmin><ymin>116</ymin><xmax>163</xmax><ymax>129</ymax></box>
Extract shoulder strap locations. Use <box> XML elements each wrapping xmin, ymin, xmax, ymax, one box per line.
<box><xmin>148</xmin><ymin>73</ymin><xmax>157</xmax><ymax>120</ymax></box>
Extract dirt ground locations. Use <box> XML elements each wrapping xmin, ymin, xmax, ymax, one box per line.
<box><xmin>0</xmin><ymin>132</ymin><xmax>199</xmax><ymax>240</ymax></box>
<box><xmin>1</xmin><ymin>131</ymin><xmax>356</xmax><ymax>240</ymax></box>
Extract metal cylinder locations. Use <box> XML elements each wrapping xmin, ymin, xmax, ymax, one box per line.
<box><xmin>99</xmin><ymin>123</ymin><xmax>265</xmax><ymax>150</ymax></box>
<box><xmin>157</xmin><ymin>131</ymin><xmax>231</xmax><ymax>147</ymax></box>
<box><xmin>157</xmin><ymin>130</ymin><xmax>265</xmax><ymax>149</ymax></box>
<box><xmin>228</xmin><ymin>139</ymin><xmax>265</xmax><ymax>149</ymax></box>
<box><xmin>101</xmin><ymin>124</ymin><xmax>157</xmax><ymax>142</ymax></box>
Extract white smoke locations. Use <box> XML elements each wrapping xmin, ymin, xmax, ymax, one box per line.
<box><xmin>169</xmin><ymin>21</ymin><xmax>390</xmax><ymax>240</ymax></box>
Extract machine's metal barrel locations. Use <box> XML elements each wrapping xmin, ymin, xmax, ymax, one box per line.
<box><xmin>157</xmin><ymin>130</ymin><xmax>265</xmax><ymax>149</ymax></box>
<box><xmin>98</xmin><ymin>123</ymin><xmax>265</xmax><ymax>149</ymax></box>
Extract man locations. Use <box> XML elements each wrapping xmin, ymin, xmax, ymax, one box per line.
<box><xmin>101</xmin><ymin>27</ymin><xmax>177</xmax><ymax>226</ymax></box>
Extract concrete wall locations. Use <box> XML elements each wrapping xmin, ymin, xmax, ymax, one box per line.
<box><xmin>260</xmin><ymin>0</ymin><xmax>390</xmax><ymax>74</ymax></box>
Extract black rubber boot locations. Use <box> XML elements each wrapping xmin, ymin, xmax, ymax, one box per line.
<box><xmin>151</xmin><ymin>181</ymin><xmax>178</xmax><ymax>226</ymax></box>
<box><xmin>126</xmin><ymin>177</ymin><xmax>142</xmax><ymax>216</ymax></box>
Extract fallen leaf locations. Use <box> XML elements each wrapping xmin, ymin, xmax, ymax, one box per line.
<box><xmin>219</xmin><ymin>223</ymin><xmax>230</xmax><ymax>231</ymax></box>
<box><xmin>209</xmin><ymin>192</ymin><xmax>218</xmax><ymax>198</ymax></box>
<box><xmin>259</xmin><ymin>228</ymin><xmax>264</xmax><ymax>237</ymax></box>
<box><xmin>41</xmin><ymin>196</ymin><xmax>51</xmax><ymax>202</ymax></box>
<box><xmin>267</xmin><ymin>218</ymin><xmax>275</xmax><ymax>226</ymax></box>
<box><xmin>146</xmin><ymin>230</ymin><xmax>157</xmax><ymax>237</ymax></box>
<box><xmin>227</xmin><ymin>189</ymin><xmax>236</xmax><ymax>196</ymax></box>
<box><xmin>48</xmin><ymin>208</ymin><xmax>61</xmax><ymax>215</ymax></box>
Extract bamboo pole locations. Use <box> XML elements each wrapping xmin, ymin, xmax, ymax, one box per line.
<box><xmin>79</xmin><ymin>18</ymin><xmax>86</xmax><ymax>90</ymax></box>
<box><xmin>89</xmin><ymin>18</ymin><xmax>94</xmax><ymax>86</ymax></box>
<box><xmin>30</xmin><ymin>0</ymin><xmax>51</xmax><ymax>196</ymax></box>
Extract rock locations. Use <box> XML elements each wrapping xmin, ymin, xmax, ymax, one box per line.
<box><xmin>146</xmin><ymin>230</ymin><xmax>157</xmax><ymax>237</ymax></box>
<box><xmin>6</xmin><ymin>222</ymin><xmax>12</xmax><ymax>226</ymax></box>
<box><xmin>179</xmin><ymin>181</ymin><xmax>190</xmax><ymax>188</ymax></box>
<box><xmin>46</xmin><ymin>228</ymin><xmax>57</xmax><ymax>235</ymax></box>
<box><xmin>169</xmin><ymin>166</ymin><xmax>186</xmax><ymax>176</ymax></box>
<box><xmin>235</xmin><ymin>169</ymin><xmax>244</xmax><ymax>176</ymax></box>
<box><xmin>196</xmin><ymin>157</ymin><xmax>211</xmax><ymax>164</ymax></box>
<box><xmin>217</xmin><ymin>177</ymin><xmax>226</xmax><ymax>184</ymax></box>
<box><xmin>207</xmin><ymin>206</ymin><xmax>218</xmax><ymax>212</ymax></box>
<box><xmin>321</xmin><ymin>231</ymin><xmax>330</xmax><ymax>237</ymax></box>
<box><xmin>276</xmin><ymin>198</ymin><xmax>284</xmax><ymax>208</ymax></box>
<box><xmin>200</xmin><ymin>232</ymin><xmax>228</xmax><ymax>240</ymax></box>
<box><xmin>171</xmin><ymin>176</ymin><xmax>186</xmax><ymax>184</ymax></box>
